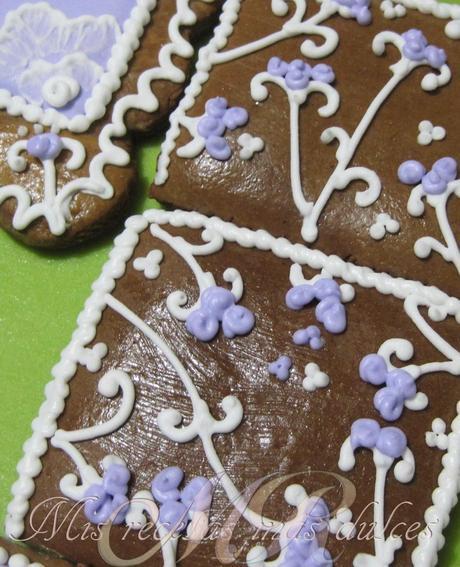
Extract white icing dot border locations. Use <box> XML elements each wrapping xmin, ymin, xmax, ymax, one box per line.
<box><xmin>5</xmin><ymin>208</ymin><xmax>460</xmax><ymax>567</ymax></box>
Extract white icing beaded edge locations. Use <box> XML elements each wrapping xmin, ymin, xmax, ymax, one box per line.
<box><xmin>0</xmin><ymin>545</ymin><xmax>44</xmax><ymax>567</ymax></box>
<box><xmin>0</xmin><ymin>0</ymin><xmax>157</xmax><ymax>134</ymax></box>
<box><xmin>5</xmin><ymin>209</ymin><xmax>460</xmax><ymax>566</ymax></box>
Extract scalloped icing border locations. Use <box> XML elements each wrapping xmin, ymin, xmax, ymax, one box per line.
<box><xmin>5</xmin><ymin>208</ymin><xmax>460</xmax><ymax>566</ymax></box>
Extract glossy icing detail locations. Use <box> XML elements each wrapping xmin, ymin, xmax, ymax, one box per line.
<box><xmin>303</xmin><ymin>362</ymin><xmax>330</xmax><ymax>392</ymax></box>
<box><xmin>0</xmin><ymin>546</ymin><xmax>44</xmax><ymax>567</ymax></box>
<box><xmin>399</xmin><ymin>157</ymin><xmax>460</xmax><ymax>274</ymax></box>
<box><xmin>268</xmin><ymin>355</ymin><xmax>293</xmax><ymax>381</ymax></box>
<box><xmin>334</xmin><ymin>0</ymin><xmax>372</xmax><ymax>25</ymax></box>
<box><xmin>369</xmin><ymin>213</ymin><xmax>400</xmax><ymax>240</ymax></box>
<box><xmin>417</xmin><ymin>120</ymin><xmax>446</xmax><ymax>146</ymax></box>
<box><xmin>293</xmin><ymin>325</ymin><xmax>325</xmax><ymax>350</ymax></box>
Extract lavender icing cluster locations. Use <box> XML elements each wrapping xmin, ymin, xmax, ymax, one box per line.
<box><xmin>84</xmin><ymin>463</ymin><xmax>131</xmax><ymax>525</ymax></box>
<box><xmin>281</xmin><ymin>497</ymin><xmax>332</xmax><ymax>567</ymax></box>
<box><xmin>398</xmin><ymin>157</ymin><xmax>457</xmax><ymax>195</ymax></box>
<box><xmin>186</xmin><ymin>286</ymin><xmax>255</xmax><ymax>342</ymax></box>
<box><xmin>401</xmin><ymin>29</ymin><xmax>447</xmax><ymax>68</ymax></box>
<box><xmin>152</xmin><ymin>467</ymin><xmax>213</xmax><ymax>533</ymax></box>
<box><xmin>268</xmin><ymin>355</ymin><xmax>293</xmax><ymax>381</ymax></box>
<box><xmin>27</xmin><ymin>133</ymin><xmax>64</xmax><ymax>161</ymax></box>
<box><xmin>293</xmin><ymin>325</ymin><xmax>325</xmax><ymax>350</ymax></box>
<box><xmin>267</xmin><ymin>57</ymin><xmax>335</xmax><ymax>91</ymax></box>
<box><xmin>359</xmin><ymin>354</ymin><xmax>418</xmax><ymax>421</ymax></box>
<box><xmin>334</xmin><ymin>0</ymin><xmax>372</xmax><ymax>26</ymax></box>
<box><xmin>198</xmin><ymin>97</ymin><xmax>249</xmax><ymax>160</ymax></box>
<box><xmin>286</xmin><ymin>279</ymin><xmax>347</xmax><ymax>335</ymax></box>
<box><xmin>350</xmin><ymin>418</ymin><xmax>408</xmax><ymax>459</ymax></box>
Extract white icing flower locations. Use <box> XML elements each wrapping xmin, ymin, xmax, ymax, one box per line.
<box><xmin>134</xmin><ymin>250</ymin><xmax>164</xmax><ymax>280</ymax></box>
<box><xmin>237</xmin><ymin>133</ymin><xmax>265</xmax><ymax>160</ymax></box>
<box><xmin>426</xmin><ymin>418</ymin><xmax>449</xmax><ymax>450</ymax></box>
<box><xmin>0</xmin><ymin>4</ymin><xmax>120</xmax><ymax>116</ymax></box>
<box><xmin>369</xmin><ymin>213</ymin><xmax>400</xmax><ymax>240</ymax></box>
<box><xmin>417</xmin><ymin>120</ymin><xmax>446</xmax><ymax>146</ymax></box>
<box><xmin>302</xmin><ymin>362</ymin><xmax>330</xmax><ymax>392</ymax></box>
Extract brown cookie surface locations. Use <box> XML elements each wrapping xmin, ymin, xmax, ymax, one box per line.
<box><xmin>0</xmin><ymin>0</ymin><xmax>221</xmax><ymax>248</ymax></box>
<box><xmin>7</xmin><ymin>210</ymin><xmax>460</xmax><ymax>566</ymax></box>
<box><xmin>0</xmin><ymin>536</ymin><xmax>75</xmax><ymax>566</ymax></box>
<box><xmin>153</xmin><ymin>1</ymin><xmax>460</xmax><ymax>298</ymax></box>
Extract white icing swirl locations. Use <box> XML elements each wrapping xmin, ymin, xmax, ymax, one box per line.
<box><xmin>42</xmin><ymin>75</ymin><xmax>81</xmax><ymax>109</ymax></box>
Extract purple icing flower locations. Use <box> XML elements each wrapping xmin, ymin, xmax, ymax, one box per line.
<box><xmin>402</xmin><ymin>29</ymin><xmax>446</xmax><ymax>68</ymax></box>
<box><xmin>285</xmin><ymin>69</ymin><xmax>310</xmax><ymax>91</ymax></box>
<box><xmin>335</xmin><ymin>0</ymin><xmax>372</xmax><ymax>26</ymax></box>
<box><xmin>151</xmin><ymin>466</ymin><xmax>184</xmax><ymax>503</ymax></box>
<box><xmin>350</xmin><ymin>419</ymin><xmax>407</xmax><ymax>459</ymax></box>
<box><xmin>268</xmin><ymin>355</ymin><xmax>292</xmax><ymax>381</ymax></box>
<box><xmin>293</xmin><ymin>325</ymin><xmax>324</xmax><ymax>350</ymax></box>
<box><xmin>397</xmin><ymin>160</ymin><xmax>426</xmax><ymax>185</ymax></box>
<box><xmin>159</xmin><ymin>499</ymin><xmax>189</xmax><ymax>533</ymax></box>
<box><xmin>399</xmin><ymin>157</ymin><xmax>457</xmax><ymax>195</ymax></box>
<box><xmin>198</xmin><ymin>97</ymin><xmax>249</xmax><ymax>161</ymax></box>
<box><xmin>359</xmin><ymin>354</ymin><xmax>417</xmax><ymax>421</ymax></box>
<box><xmin>84</xmin><ymin>463</ymin><xmax>130</xmax><ymax>525</ymax></box>
<box><xmin>181</xmin><ymin>477</ymin><xmax>214</xmax><ymax>512</ymax></box>
<box><xmin>286</xmin><ymin>284</ymin><xmax>317</xmax><ymax>311</ymax></box>
<box><xmin>186</xmin><ymin>286</ymin><xmax>255</xmax><ymax>342</ymax></box>
<box><xmin>27</xmin><ymin>133</ymin><xmax>63</xmax><ymax>161</ymax></box>
<box><xmin>311</xmin><ymin>64</ymin><xmax>335</xmax><ymax>85</ymax></box>
<box><xmin>267</xmin><ymin>57</ymin><xmax>335</xmax><ymax>90</ymax></box>
<box><xmin>267</xmin><ymin>56</ymin><xmax>289</xmax><ymax>77</ymax></box>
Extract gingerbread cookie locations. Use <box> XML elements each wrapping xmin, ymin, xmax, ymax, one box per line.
<box><xmin>6</xmin><ymin>209</ymin><xmax>460</xmax><ymax>565</ymax></box>
<box><xmin>0</xmin><ymin>537</ymin><xmax>74</xmax><ymax>566</ymax></box>
<box><xmin>153</xmin><ymin>0</ymin><xmax>460</xmax><ymax>297</ymax></box>
<box><xmin>0</xmin><ymin>0</ymin><xmax>221</xmax><ymax>248</ymax></box>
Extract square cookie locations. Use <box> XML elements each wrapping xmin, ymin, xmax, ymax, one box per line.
<box><xmin>153</xmin><ymin>0</ymin><xmax>460</xmax><ymax>297</ymax></box>
<box><xmin>6</xmin><ymin>208</ymin><xmax>460</xmax><ymax>566</ymax></box>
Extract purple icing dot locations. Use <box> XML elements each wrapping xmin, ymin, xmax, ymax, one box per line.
<box><xmin>432</xmin><ymin>157</ymin><xmax>457</xmax><ymax>183</ymax></box>
<box><xmin>285</xmin><ymin>69</ymin><xmax>310</xmax><ymax>90</ymax></box>
<box><xmin>222</xmin><ymin>304</ymin><xmax>255</xmax><ymax>338</ymax></box>
<box><xmin>286</xmin><ymin>284</ymin><xmax>316</xmax><ymax>310</ymax></box>
<box><xmin>386</xmin><ymin>369</ymin><xmax>417</xmax><ymax>400</ymax></box>
<box><xmin>268</xmin><ymin>355</ymin><xmax>292</xmax><ymax>381</ymax></box>
<box><xmin>197</xmin><ymin>115</ymin><xmax>226</xmax><ymax>139</ymax></box>
<box><xmin>402</xmin><ymin>29</ymin><xmax>428</xmax><ymax>61</ymax></box>
<box><xmin>397</xmin><ymin>160</ymin><xmax>426</xmax><ymax>185</ymax></box>
<box><xmin>315</xmin><ymin>296</ymin><xmax>347</xmax><ymax>334</ymax></box>
<box><xmin>201</xmin><ymin>286</ymin><xmax>236</xmax><ymax>321</ymax></box>
<box><xmin>351</xmin><ymin>2</ymin><xmax>372</xmax><ymax>26</ymax></box>
<box><xmin>103</xmin><ymin>464</ymin><xmax>130</xmax><ymax>497</ymax></box>
<box><xmin>288</xmin><ymin>59</ymin><xmax>312</xmax><ymax>75</ymax></box>
<box><xmin>84</xmin><ymin>485</ymin><xmax>128</xmax><ymax>525</ymax></box>
<box><xmin>311</xmin><ymin>64</ymin><xmax>335</xmax><ymax>84</ymax></box>
<box><xmin>205</xmin><ymin>135</ymin><xmax>232</xmax><ymax>161</ymax></box>
<box><xmin>350</xmin><ymin>418</ymin><xmax>381</xmax><ymax>450</ymax></box>
<box><xmin>267</xmin><ymin>56</ymin><xmax>289</xmax><ymax>77</ymax></box>
<box><xmin>313</xmin><ymin>279</ymin><xmax>341</xmax><ymax>301</ymax></box>
<box><xmin>151</xmin><ymin>466</ymin><xmax>184</xmax><ymax>504</ymax></box>
<box><xmin>293</xmin><ymin>325</ymin><xmax>324</xmax><ymax>350</ymax></box>
<box><xmin>359</xmin><ymin>354</ymin><xmax>388</xmax><ymax>386</ymax></box>
<box><xmin>159</xmin><ymin>500</ymin><xmax>189</xmax><ymax>533</ymax></box>
<box><xmin>27</xmin><ymin>133</ymin><xmax>63</xmax><ymax>161</ymax></box>
<box><xmin>374</xmin><ymin>387</ymin><xmax>404</xmax><ymax>422</ymax></box>
<box><xmin>205</xmin><ymin>97</ymin><xmax>228</xmax><ymax>118</ymax></box>
<box><xmin>422</xmin><ymin>170</ymin><xmax>447</xmax><ymax>195</ymax></box>
<box><xmin>186</xmin><ymin>308</ymin><xmax>220</xmax><ymax>342</ymax></box>
<box><xmin>223</xmin><ymin>106</ymin><xmax>249</xmax><ymax>130</ymax></box>
<box><xmin>424</xmin><ymin>45</ymin><xmax>447</xmax><ymax>69</ymax></box>
<box><xmin>376</xmin><ymin>427</ymin><xmax>407</xmax><ymax>459</ymax></box>
<box><xmin>181</xmin><ymin>477</ymin><xmax>213</xmax><ymax>512</ymax></box>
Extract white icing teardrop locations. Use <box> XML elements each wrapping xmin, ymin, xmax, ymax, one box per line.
<box><xmin>42</xmin><ymin>76</ymin><xmax>81</xmax><ymax>109</ymax></box>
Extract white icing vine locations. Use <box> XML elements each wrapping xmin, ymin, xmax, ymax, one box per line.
<box><xmin>6</xmin><ymin>209</ymin><xmax>460</xmax><ymax>567</ymax></box>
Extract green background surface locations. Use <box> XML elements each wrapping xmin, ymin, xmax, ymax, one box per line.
<box><xmin>1</xmin><ymin>3</ymin><xmax>460</xmax><ymax>560</ymax></box>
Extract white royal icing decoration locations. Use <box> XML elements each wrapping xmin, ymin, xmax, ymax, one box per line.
<box><xmin>41</xmin><ymin>75</ymin><xmax>81</xmax><ymax>109</ymax></box>
<box><xmin>425</xmin><ymin>417</ymin><xmax>449</xmax><ymax>450</ymax></box>
<box><xmin>303</xmin><ymin>362</ymin><xmax>330</xmax><ymax>392</ymax></box>
<box><xmin>0</xmin><ymin>546</ymin><xmax>44</xmax><ymax>567</ymax></box>
<box><xmin>133</xmin><ymin>249</ymin><xmax>164</xmax><ymax>279</ymax></box>
<box><xmin>417</xmin><ymin>120</ymin><xmax>446</xmax><ymax>146</ymax></box>
<box><xmin>369</xmin><ymin>213</ymin><xmax>400</xmax><ymax>240</ymax></box>
<box><xmin>237</xmin><ymin>133</ymin><xmax>265</xmax><ymax>160</ymax></box>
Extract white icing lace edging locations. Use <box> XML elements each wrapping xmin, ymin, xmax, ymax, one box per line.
<box><xmin>0</xmin><ymin>0</ymin><xmax>216</xmax><ymax>236</ymax></box>
<box><xmin>5</xmin><ymin>209</ymin><xmax>460</xmax><ymax>567</ymax></box>
<box><xmin>0</xmin><ymin>545</ymin><xmax>44</xmax><ymax>567</ymax></box>
<box><xmin>0</xmin><ymin>0</ymin><xmax>156</xmax><ymax>134</ymax></box>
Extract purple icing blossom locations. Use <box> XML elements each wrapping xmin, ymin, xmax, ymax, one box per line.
<box><xmin>334</xmin><ymin>0</ymin><xmax>372</xmax><ymax>26</ymax></box>
<box><xmin>268</xmin><ymin>355</ymin><xmax>292</xmax><ymax>381</ymax></box>
<box><xmin>350</xmin><ymin>419</ymin><xmax>407</xmax><ymax>458</ymax></box>
<box><xmin>151</xmin><ymin>466</ymin><xmax>184</xmax><ymax>503</ymax></box>
<box><xmin>399</xmin><ymin>157</ymin><xmax>457</xmax><ymax>195</ymax></box>
<box><xmin>186</xmin><ymin>286</ymin><xmax>255</xmax><ymax>342</ymax></box>
<box><xmin>397</xmin><ymin>160</ymin><xmax>426</xmax><ymax>185</ymax></box>
<box><xmin>402</xmin><ymin>29</ymin><xmax>446</xmax><ymax>68</ymax></box>
<box><xmin>198</xmin><ymin>97</ymin><xmax>249</xmax><ymax>161</ymax></box>
<box><xmin>181</xmin><ymin>477</ymin><xmax>214</xmax><ymax>512</ymax></box>
<box><xmin>84</xmin><ymin>463</ymin><xmax>130</xmax><ymax>525</ymax></box>
<box><xmin>359</xmin><ymin>354</ymin><xmax>418</xmax><ymax>421</ymax></box>
<box><xmin>27</xmin><ymin>133</ymin><xmax>63</xmax><ymax>161</ymax></box>
<box><xmin>286</xmin><ymin>279</ymin><xmax>347</xmax><ymax>335</ymax></box>
<box><xmin>267</xmin><ymin>58</ymin><xmax>335</xmax><ymax>90</ymax></box>
<box><xmin>293</xmin><ymin>325</ymin><xmax>325</xmax><ymax>350</ymax></box>
<box><xmin>159</xmin><ymin>500</ymin><xmax>188</xmax><ymax>533</ymax></box>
